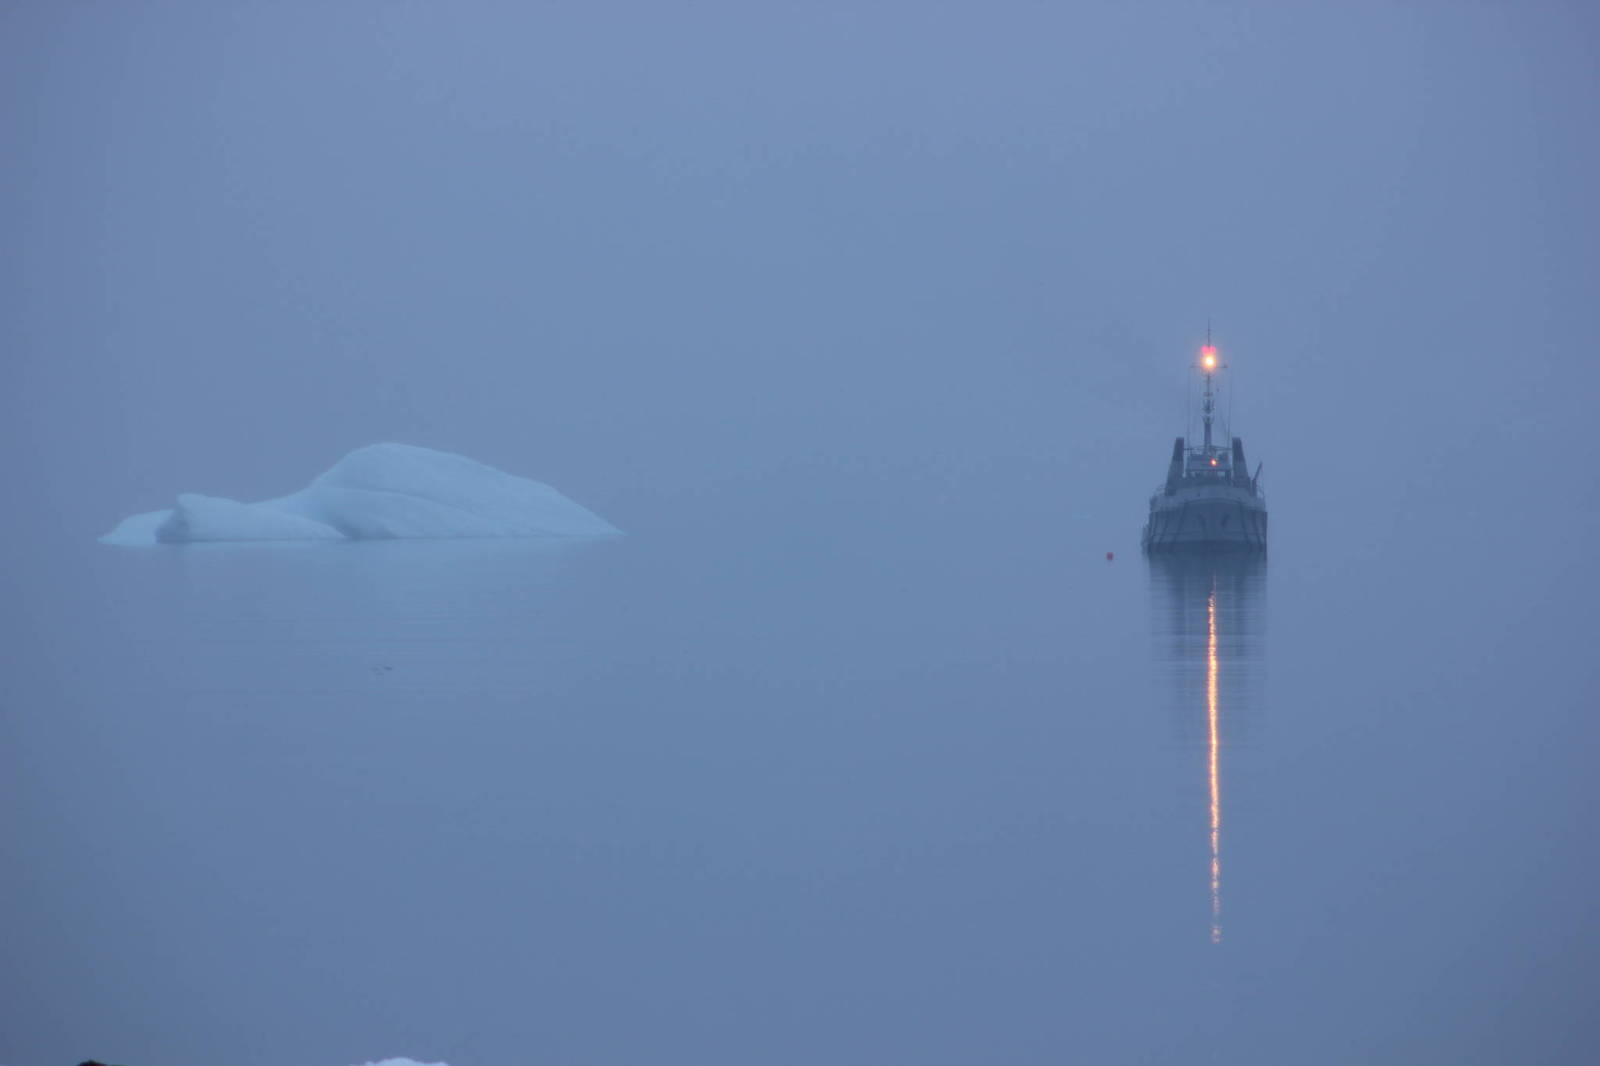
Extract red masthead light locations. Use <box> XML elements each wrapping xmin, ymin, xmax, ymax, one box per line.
<box><xmin>1201</xmin><ymin>345</ymin><xmax>1218</xmax><ymax>370</ymax></box>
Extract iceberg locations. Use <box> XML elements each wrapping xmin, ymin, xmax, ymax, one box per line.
<box><xmin>101</xmin><ymin>443</ymin><xmax>622</xmax><ymax>545</ymax></box>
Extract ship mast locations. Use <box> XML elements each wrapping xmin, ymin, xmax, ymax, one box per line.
<box><xmin>1200</xmin><ymin>328</ymin><xmax>1219</xmax><ymax>454</ymax></box>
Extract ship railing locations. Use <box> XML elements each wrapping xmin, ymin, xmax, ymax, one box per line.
<box><xmin>1151</xmin><ymin>479</ymin><xmax>1266</xmax><ymax>501</ymax></box>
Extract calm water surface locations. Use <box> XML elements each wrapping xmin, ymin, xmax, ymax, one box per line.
<box><xmin>3</xmin><ymin>466</ymin><xmax>1595</xmax><ymax>1065</ymax></box>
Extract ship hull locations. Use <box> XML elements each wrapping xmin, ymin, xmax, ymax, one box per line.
<box><xmin>1142</xmin><ymin>491</ymin><xmax>1267</xmax><ymax>553</ymax></box>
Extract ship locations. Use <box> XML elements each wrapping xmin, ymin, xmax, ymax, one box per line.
<box><xmin>1141</xmin><ymin>336</ymin><xmax>1267</xmax><ymax>553</ymax></box>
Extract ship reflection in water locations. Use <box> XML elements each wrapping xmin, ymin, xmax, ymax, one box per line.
<box><xmin>1149</xmin><ymin>552</ymin><xmax>1266</xmax><ymax>943</ymax></box>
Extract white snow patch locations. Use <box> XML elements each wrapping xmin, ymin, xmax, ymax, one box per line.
<box><xmin>102</xmin><ymin>443</ymin><xmax>622</xmax><ymax>545</ymax></box>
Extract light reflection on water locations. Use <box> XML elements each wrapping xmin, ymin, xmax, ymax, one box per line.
<box><xmin>1149</xmin><ymin>553</ymin><xmax>1265</xmax><ymax>943</ymax></box>
<box><xmin>1207</xmin><ymin>581</ymin><xmax>1221</xmax><ymax>942</ymax></box>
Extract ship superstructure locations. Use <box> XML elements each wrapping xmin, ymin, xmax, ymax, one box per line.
<box><xmin>1141</xmin><ymin>337</ymin><xmax>1267</xmax><ymax>553</ymax></box>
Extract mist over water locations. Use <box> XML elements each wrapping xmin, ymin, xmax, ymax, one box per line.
<box><xmin>7</xmin><ymin>463</ymin><xmax>1597</xmax><ymax>1065</ymax></box>
<box><xmin>4</xmin><ymin>3</ymin><xmax>1598</xmax><ymax>1064</ymax></box>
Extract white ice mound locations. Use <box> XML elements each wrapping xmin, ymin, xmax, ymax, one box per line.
<box><xmin>160</xmin><ymin>493</ymin><xmax>346</xmax><ymax>542</ymax></box>
<box><xmin>101</xmin><ymin>443</ymin><xmax>622</xmax><ymax>545</ymax></box>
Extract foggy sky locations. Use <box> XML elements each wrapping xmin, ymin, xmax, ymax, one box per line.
<box><xmin>3</xmin><ymin>3</ymin><xmax>1599</xmax><ymax>1064</ymax></box>
<box><xmin>4</xmin><ymin>1</ymin><xmax>1595</xmax><ymax>543</ymax></box>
